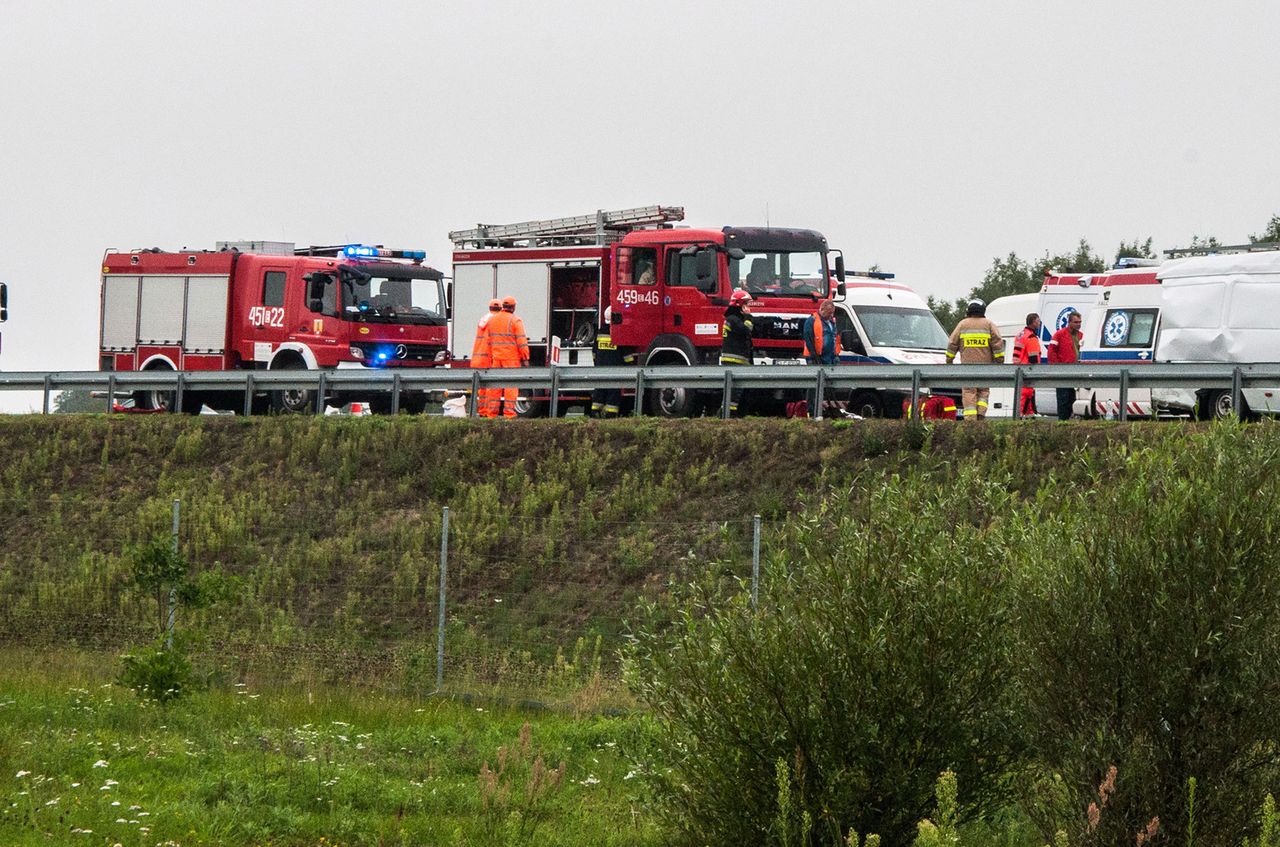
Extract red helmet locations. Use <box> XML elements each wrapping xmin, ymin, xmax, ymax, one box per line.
<box><xmin>730</xmin><ymin>289</ymin><xmax>753</xmax><ymax>306</ymax></box>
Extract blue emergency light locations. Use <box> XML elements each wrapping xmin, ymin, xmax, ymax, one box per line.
<box><xmin>341</xmin><ymin>245</ymin><xmax>427</xmax><ymax>261</ymax></box>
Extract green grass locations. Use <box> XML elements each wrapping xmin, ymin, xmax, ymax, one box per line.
<box><xmin>0</xmin><ymin>649</ymin><xmax>662</xmax><ymax>847</ymax></box>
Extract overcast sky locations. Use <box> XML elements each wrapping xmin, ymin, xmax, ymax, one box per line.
<box><xmin>2</xmin><ymin>0</ymin><xmax>1278</xmax><ymax>408</ymax></box>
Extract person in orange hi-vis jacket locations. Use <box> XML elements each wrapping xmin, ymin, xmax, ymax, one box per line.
<box><xmin>472</xmin><ymin>299</ymin><xmax>502</xmax><ymax>418</ymax></box>
<box><xmin>487</xmin><ymin>296</ymin><xmax>531</xmax><ymax>417</ymax></box>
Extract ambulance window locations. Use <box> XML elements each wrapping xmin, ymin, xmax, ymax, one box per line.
<box><xmin>1102</xmin><ymin>308</ymin><xmax>1158</xmax><ymax>347</ymax></box>
<box><xmin>835</xmin><ymin>309</ymin><xmax>865</xmax><ymax>355</ymax></box>
<box><xmin>262</xmin><ymin>272</ymin><xmax>286</xmax><ymax>307</ymax></box>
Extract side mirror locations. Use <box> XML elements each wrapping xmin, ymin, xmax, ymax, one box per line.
<box><xmin>727</xmin><ymin>247</ymin><xmax>746</xmax><ymax>261</ymax></box>
<box><xmin>834</xmin><ymin>254</ymin><xmax>846</xmax><ymax>282</ymax></box>
<box><xmin>695</xmin><ymin>250</ymin><xmax>714</xmax><ymax>281</ymax></box>
<box><xmin>308</xmin><ymin>299</ymin><xmax>324</xmax><ymax>313</ymax></box>
<box><xmin>836</xmin><ymin>282</ymin><xmax>847</xmax><ymax>298</ymax></box>
<box><xmin>445</xmin><ymin>280</ymin><xmax>453</xmax><ymax>320</ymax></box>
<box><xmin>308</xmin><ymin>275</ymin><xmax>327</xmax><ymax>302</ymax></box>
<box><xmin>0</xmin><ymin>282</ymin><xmax>7</xmax><ymax>322</ymax></box>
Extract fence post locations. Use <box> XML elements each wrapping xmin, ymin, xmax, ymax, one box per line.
<box><xmin>549</xmin><ymin>366</ymin><xmax>561</xmax><ymax>417</ymax></box>
<box><xmin>167</xmin><ymin>499</ymin><xmax>179</xmax><ymax>649</ymax></box>
<box><xmin>470</xmin><ymin>370</ymin><xmax>481</xmax><ymax>417</ymax></box>
<box><xmin>106</xmin><ymin>374</ymin><xmax>116</xmax><ymax>413</ymax></box>
<box><xmin>391</xmin><ymin>373</ymin><xmax>402</xmax><ymax>415</ymax></box>
<box><xmin>815</xmin><ymin>368</ymin><xmax>826</xmax><ymax>416</ymax></box>
<box><xmin>436</xmin><ymin>506</ymin><xmax>449</xmax><ymax>692</ymax></box>
<box><xmin>315</xmin><ymin>372</ymin><xmax>327</xmax><ymax>415</ymax></box>
<box><xmin>909</xmin><ymin>369</ymin><xmax>922</xmax><ymax>417</ymax></box>
<box><xmin>42</xmin><ymin>375</ymin><xmax>51</xmax><ymax>414</ymax></box>
<box><xmin>751</xmin><ymin>514</ymin><xmax>761</xmax><ymax>610</ymax></box>
<box><xmin>721</xmin><ymin>370</ymin><xmax>733</xmax><ymax>419</ymax></box>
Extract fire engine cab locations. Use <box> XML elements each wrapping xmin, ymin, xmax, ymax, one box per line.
<box><xmin>450</xmin><ymin>206</ymin><xmax>847</xmax><ymax>416</ymax></box>
<box><xmin>99</xmin><ymin>241</ymin><xmax>449</xmax><ymax>413</ymax></box>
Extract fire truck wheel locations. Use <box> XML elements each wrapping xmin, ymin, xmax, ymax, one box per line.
<box><xmin>270</xmin><ymin>361</ymin><xmax>316</xmax><ymax>414</ymax></box>
<box><xmin>514</xmin><ymin>396</ymin><xmax>549</xmax><ymax>418</ymax></box>
<box><xmin>649</xmin><ymin>386</ymin><xmax>696</xmax><ymax>418</ymax></box>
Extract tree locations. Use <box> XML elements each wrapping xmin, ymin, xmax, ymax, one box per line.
<box><xmin>929</xmin><ymin>239</ymin><xmax>1106</xmax><ymax>330</ymax></box>
<box><xmin>1250</xmin><ymin>214</ymin><xmax>1280</xmax><ymax>244</ymax></box>
<box><xmin>53</xmin><ymin>388</ymin><xmax>101</xmax><ymax>413</ymax></box>
<box><xmin>1114</xmin><ymin>237</ymin><xmax>1156</xmax><ymax>263</ymax></box>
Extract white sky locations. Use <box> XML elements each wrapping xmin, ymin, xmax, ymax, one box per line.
<box><xmin>2</xmin><ymin>0</ymin><xmax>1278</xmax><ymax>408</ymax></box>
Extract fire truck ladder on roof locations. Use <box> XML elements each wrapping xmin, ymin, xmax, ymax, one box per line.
<box><xmin>1164</xmin><ymin>241</ymin><xmax>1280</xmax><ymax>258</ymax></box>
<box><xmin>448</xmin><ymin>205</ymin><xmax>685</xmax><ymax>248</ymax></box>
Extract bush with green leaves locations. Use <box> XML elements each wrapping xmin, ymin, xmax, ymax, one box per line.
<box><xmin>118</xmin><ymin>639</ymin><xmax>197</xmax><ymax>703</ymax></box>
<box><xmin>1013</xmin><ymin>423</ymin><xmax>1280</xmax><ymax>847</ymax></box>
<box><xmin>628</xmin><ymin>467</ymin><xmax>1026</xmax><ymax>846</ymax></box>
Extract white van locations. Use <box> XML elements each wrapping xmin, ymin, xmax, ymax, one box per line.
<box><xmin>1074</xmin><ymin>266</ymin><xmax>1163</xmax><ymax>418</ymax></box>
<box><xmin>984</xmin><ymin>271</ymin><xmax>1103</xmax><ymax>417</ymax></box>
<box><xmin>831</xmin><ymin>274</ymin><xmax>951</xmax><ymax>417</ymax></box>
<box><xmin>984</xmin><ymin>292</ymin><xmax>1040</xmax><ymax>417</ymax></box>
<box><xmin>1152</xmin><ymin>248</ymin><xmax>1280</xmax><ymax>419</ymax></box>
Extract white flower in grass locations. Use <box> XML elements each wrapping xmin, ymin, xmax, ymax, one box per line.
<box><xmin>580</xmin><ymin>774</ymin><xmax>600</xmax><ymax>786</ymax></box>
<box><xmin>70</xmin><ymin>783</ymin><xmax>80</xmax><ymax>788</ymax></box>
<box><xmin>110</xmin><ymin>801</ymin><xmax>120</xmax><ymax>806</ymax></box>
<box><xmin>14</xmin><ymin>771</ymin><xmax>29</xmax><ymax>779</ymax></box>
<box><xmin>44</xmin><ymin>797</ymin><xmax>59</xmax><ymax>806</ymax></box>
<box><xmin>92</xmin><ymin>760</ymin><xmax>108</xmax><ymax>768</ymax></box>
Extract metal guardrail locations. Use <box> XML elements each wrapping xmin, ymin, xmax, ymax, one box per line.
<box><xmin>0</xmin><ymin>363</ymin><xmax>1275</xmax><ymax>420</ymax></box>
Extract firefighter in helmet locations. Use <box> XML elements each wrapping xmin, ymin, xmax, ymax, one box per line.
<box><xmin>945</xmin><ymin>298</ymin><xmax>1005</xmax><ymax>419</ymax></box>
<box><xmin>591</xmin><ymin>307</ymin><xmax>626</xmax><ymax>417</ymax></box>
<box><xmin>472</xmin><ymin>298</ymin><xmax>502</xmax><ymax>418</ymax></box>
<box><xmin>487</xmin><ymin>296</ymin><xmax>531</xmax><ymax>418</ymax></box>
<box><xmin>720</xmin><ymin>289</ymin><xmax>755</xmax><ymax>415</ymax></box>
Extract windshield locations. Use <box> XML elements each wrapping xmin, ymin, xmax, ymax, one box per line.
<box><xmin>729</xmin><ymin>251</ymin><xmax>827</xmax><ymax>298</ymax></box>
<box><xmin>340</xmin><ymin>269</ymin><xmax>446</xmax><ymax>325</ymax></box>
<box><xmin>854</xmin><ymin>306</ymin><xmax>949</xmax><ymax>350</ymax></box>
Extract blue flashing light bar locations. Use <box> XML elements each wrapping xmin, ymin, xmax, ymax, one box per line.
<box><xmin>852</xmin><ymin>270</ymin><xmax>895</xmax><ymax>280</ymax></box>
<box><xmin>341</xmin><ymin>245</ymin><xmax>427</xmax><ymax>261</ymax></box>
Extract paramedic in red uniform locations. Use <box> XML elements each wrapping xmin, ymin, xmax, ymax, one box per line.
<box><xmin>1046</xmin><ymin>310</ymin><xmax>1083</xmax><ymax>421</ymax></box>
<box><xmin>1012</xmin><ymin>313</ymin><xmax>1042</xmax><ymax>416</ymax></box>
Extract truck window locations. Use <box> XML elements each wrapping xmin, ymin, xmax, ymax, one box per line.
<box><xmin>262</xmin><ymin>271</ymin><xmax>286</xmax><ymax>307</ymax></box>
<box><xmin>618</xmin><ymin>247</ymin><xmax>657</xmax><ymax>286</ymax></box>
<box><xmin>669</xmin><ymin>249</ymin><xmax>718</xmax><ymax>293</ymax></box>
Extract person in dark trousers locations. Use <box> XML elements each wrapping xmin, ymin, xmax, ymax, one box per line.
<box><xmin>591</xmin><ymin>307</ymin><xmax>624</xmax><ymax>417</ymax></box>
<box><xmin>1012</xmin><ymin>312</ymin><xmax>1042</xmax><ymax>416</ymax></box>
<box><xmin>802</xmin><ymin>298</ymin><xmax>840</xmax><ymax>418</ymax></box>
<box><xmin>1046</xmin><ymin>310</ymin><xmax>1083</xmax><ymax>420</ymax></box>
<box><xmin>720</xmin><ymin>289</ymin><xmax>754</xmax><ymax>415</ymax></box>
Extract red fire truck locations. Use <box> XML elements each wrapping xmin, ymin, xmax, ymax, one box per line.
<box><xmin>450</xmin><ymin>206</ymin><xmax>847</xmax><ymax>416</ymax></box>
<box><xmin>99</xmin><ymin>241</ymin><xmax>449</xmax><ymax>413</ymax></box>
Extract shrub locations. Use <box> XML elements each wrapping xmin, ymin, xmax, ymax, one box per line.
<box><xmin>628</xmin><ymin>467</ymin><xmax>1025</xmax><ymax>846</ymax></box>
<box><xmin>118</xmin><ymin>640</ymin><xmax>197</xmax><ymax>704</ymax></box>
<box><xmin>1013</xmin><ymin>423</ymin><xmax>1280</xmax><ymax>847</ymax></box>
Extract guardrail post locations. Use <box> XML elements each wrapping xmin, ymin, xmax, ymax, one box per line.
<box><xmin>391</xmin><ymin>373</ymin><xmax>402</xmax><ymax>415</ymax></box>
<box><xmin>910</xmin><ymin>369</ymin><xmax>921</xmax><ymax>416</ymax></box>
<box><xmin>1232</xmin><ymin>367</ymin><xmax>1244</xmax><ymax>421</ymax></box>
<box><xmin>549</xmin><ymin>366</ymin><xmax>561</xmax><ymax>417</ymax></box>
<box><xmin>1012</xmin><ymin>368</ymin><xmax>1024</xmax><ymax>420</ymax></box>
<box><xmin>106</xmin><ymin>375</ymin><xmax>116</xmax><ymax>413</ymax></box>
<box><xmin>174</xmin><ymin>372</ymin><xmax>185</xmax><ymax>414</ymax></box>
<box><xmin>436</xmin><ymin>506</ymin><xmax>449</xmax><ymax>692</ymax></box>
<box><xmin>1118</xmin><ymin>369</ymin><xmax>1130</xmax><ymax>422</ymax></box>
<box><xmin>469</xmin><ymin>370</ymin><xmax>480</xmax><ymax>417</ymax></box>
<box><xmin>315</xmin><ymin>372</ymin><xmax>327</xmax><ymax>415</ymax></box>
<box><xmin>633</xmin><ymin>370</ymin><xmax>645</xmax><ymax>417</ymax></box>
<box><xmin>815</xmin><ymin>368</ymin><xmax>826</xmax><ymax>416</ymax></box>
<box><xmin>243</xmin><ymin>372</ymin><xmax>255</xmax><ymax>417</ymax></box>
<box><xmin>721</xmin><ymin>370</ymin><xmax>733</xmax><ymax>419</ymax></box>
<box><xmin>42</xmin><ymin>375</ymin><xmax>51</xmax><ymax>415</ymax></box>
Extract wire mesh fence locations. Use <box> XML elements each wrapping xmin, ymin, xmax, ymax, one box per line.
<box><xmin>0</xmin><ymin>495</ymin><xmax>766</xmax><ymax>706</ymax></box>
